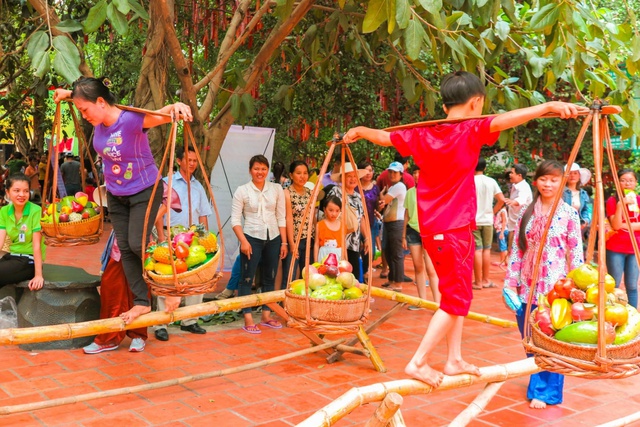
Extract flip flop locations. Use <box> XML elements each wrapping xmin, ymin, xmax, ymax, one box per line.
<box><xmin>483</xmin><ymin>282</ymin><xmax>498</xmax><ymax>289</ymax></box>
<box><xmin>242</xmin><ymin>325</ymin><xmax>261</xmax><ymax>334</ymax></box>
<box><xmin>260</xmin><ymin>320</ymin><xmax>282</xmax><ymax>329</ymax></box>
<box><xmin>472</xmin><ymin>283</ymin><xmax>482</xmax><ymax>290</ymax></box>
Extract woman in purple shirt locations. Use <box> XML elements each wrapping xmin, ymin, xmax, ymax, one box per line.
<box><xmin>54</xmin><ymin>77</ymin><xmax>192</xmax><ymax>324</ymax></box>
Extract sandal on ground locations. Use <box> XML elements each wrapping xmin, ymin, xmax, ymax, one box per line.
<box><xmin>242</xmin><ymin>325</ymin><xmax>261</xmax><ymax>334</ymax></box>
<box><xmin>472</xmin><ymin>283</ymin><xmax>482</xmax><ymax>290</ymax></box>
<box><xmin>260</xmin><ymin>320</ymin><xmax>282</xmax><ymax>329</ymax></box>
<box><xmin>381</xmin><ymin>282</ymin><xmax>391</xmax><ymax>288</ymax></box>
<box><xmin>483</xmin><ymin>282</ymin><xmax>498</xmax><ymax>289</ymax></box>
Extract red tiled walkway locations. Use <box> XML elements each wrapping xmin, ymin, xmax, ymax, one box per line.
<box><xmin>2</xmin><ymin>237</ymin><xmax>640</xmax><ymax>426</ymax></box>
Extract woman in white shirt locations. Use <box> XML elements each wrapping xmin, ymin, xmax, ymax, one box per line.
<box><xmin>231</xmin><ymin>155</ymin><xmax>288</xmax><ymax>334</ymax></box>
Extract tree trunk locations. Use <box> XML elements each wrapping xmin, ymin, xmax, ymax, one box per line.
<box><xmin>203</xmin><ymin>0</ymin><xmax>317</xmax><ymax>169</ymax></box>
<box><xmin>133</xmin><ymin>0</ymin><xmax>173</xmax><ymax>168</ymax></box>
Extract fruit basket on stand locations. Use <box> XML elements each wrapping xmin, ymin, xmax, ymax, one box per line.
<box><xmin>283</xmin><ymin>134</ymin><xmax>373</xmax><ymax>335</ymax></box>
<box><xmin>522</xmin><ymin>102</ymin><xmax>640</xmax><ymax>379</ymax></box>
<box><xmin>40</xmin><ymin>103</ymin><xmax>103</xmax><ymax>247</ymax></box>
<box><xmin>141</xmin><ymin>119</ymin><xmax>224</xmax><ymax>297</ymax></box>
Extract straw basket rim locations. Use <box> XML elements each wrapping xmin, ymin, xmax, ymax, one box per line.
<box><xmin>147</xmin><ymin>250</ymin><xmax>220</xmax><ymax>284</ymax></box>
<box><xmin>284</xmin><ymin>289</ymin><xmax>367</xmax><ymax>324</ymax></box>
<box><xmin>530</xmin><ymin>312</ymin><xmax>640</xmax><ymax>362</ymax></box>
<box><xmin>41</xmin><ymin>213</ymin><xmax>102</xmax><ymax>235</ymax></box>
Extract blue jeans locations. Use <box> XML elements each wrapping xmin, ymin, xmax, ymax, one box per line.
<box><xmin>239</xmin><ymin>234</ymin><xmax>281</xmax><ymax>314</ymax></box>
<box><xmin>516</xmin><ymin>304</ymin><xmax>564</xmax><ymax>405</ymax></box>
<box><xmin>606</xmin><ymin>250</ymin><xmax>639</xmax><ymax>308</ymax></box>
<box><xmin>226</xmin><ymin>255</ymin><xmax>241</xmax><ymax>291</ymax></box>
<box><xmin>281</xmin><ymin>238</ymin><xmax>313</xmax><ymax>288</ymax></box>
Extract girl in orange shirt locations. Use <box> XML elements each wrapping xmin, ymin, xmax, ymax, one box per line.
<box><xmin>314</xmin><ymin>196</ymin><xmax>343</xmax><ymax>262</ymax></box>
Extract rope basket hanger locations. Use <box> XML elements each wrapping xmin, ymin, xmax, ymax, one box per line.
<box><xmin>141</xmin><ymin>117</ymin><xmax>225</xmax><ymax>298</ymax></box>
<box><xmin>40</xmin><ymin>102</ymin><xmax>104</xmax><ymax>247</ymax></box>
<box><xmin>284</xmin><ymin>134</ymin><xmax>374</xmax><ymax>334</ymax></box>
<box><xmin>520</xmin><ymin>102</ymin><xmax>640</xmax><ymax>379</ymax></box>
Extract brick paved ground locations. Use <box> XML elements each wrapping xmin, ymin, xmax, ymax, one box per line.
<box><xmin>1</xmin><ymin>224</ymin><xmax>639</xmax><ymax>426</ymax></box>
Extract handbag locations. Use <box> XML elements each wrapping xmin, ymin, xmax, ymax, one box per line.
<box><xmin>343</xmin><ymin>203</ymin><xmax>359</xmax><ymax>234</ymax></box>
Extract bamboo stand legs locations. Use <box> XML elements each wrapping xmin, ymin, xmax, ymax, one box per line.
<box><xmin>268</xmin><ymin>302</ymin><xmax>387</xmax><ymax>372</ymax></box>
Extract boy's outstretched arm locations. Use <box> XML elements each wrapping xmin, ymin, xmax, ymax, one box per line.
<box><xmin>343</xmin><ymin>126</ymin><xmax>392</xmax><ymax>146</ymax></box>
<box><xmin>490</xmin><ymin>101</ymin><xmax>590</xmax><ymax>133</ymax></box>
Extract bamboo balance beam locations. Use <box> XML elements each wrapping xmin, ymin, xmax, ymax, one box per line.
<box><xmin>296</xmin><ymin>358</ymin><xmax>541</xmax><ymax>427</ymax></box>
<box><xmin>596</xmin><ymin>411</ymin><xmax>640</xmax><ymax>427</ymax></box>
<box><xmin>0</xmin><ymin>338</ymin><xmax>345</xmax><ymax>416</ymax></box>
<box><xmin>449</xmin><ymin>381</ymin><xmax>505</xmax><ymax>426</ymax></box>
<box><xmin>363</xmin><ymin>285</ymin><xmax>517</xmax><ymax>328</ymax></box>
<box><xmin>365</xmin><ymin>392</ymin><xmax>403</xmax><ymax>427</ymax></box>
<box><xmin>0</xmin><ymin>286</ymin><xmax>513</xmax><ymax>346</ymax></box>
<box><xmin>0</xmin><ymin>291</ymin><xmax>285</xmax><ymax>345</ymax></box>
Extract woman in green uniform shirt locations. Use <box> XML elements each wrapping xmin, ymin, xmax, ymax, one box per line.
<box><xmin>0</xmin><ymin>173</ymin><xmax>45</xmax><ymax>290</ymax></box>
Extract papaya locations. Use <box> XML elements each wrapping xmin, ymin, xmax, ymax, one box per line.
<box><xmin>614</xmin><ymin>305</ymin><xmax>640</xmax><ymax>345</ymax></box>
<box><xmin>554</xmin><ymin>321</ymin><xmax>599</xmax><ymax>345</ymax></box>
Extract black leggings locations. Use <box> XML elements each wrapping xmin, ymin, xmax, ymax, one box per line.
<box><xmin>107</xmin><ymin>185</ymin><xmax>162</xmax><ymax>306</ymax></box>
<box><xmin>0</xmin><ymin>255</ymin><xmax>35</xmax><ymax>286</ymax></box>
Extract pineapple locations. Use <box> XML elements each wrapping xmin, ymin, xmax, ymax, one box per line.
<box><xmin>152</xmin><ymin>246</ymin><xmax>173</xmax><ymax>264</ymax></box>
<box><xmin>194</xmin><ymin>224</ymin><xmax>218</xmax><ymax>253</ymax></box>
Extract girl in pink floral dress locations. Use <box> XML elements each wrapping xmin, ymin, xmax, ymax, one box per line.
<box><xmin>504</xmin><ymin>160</ymin><xmax>583</xmax><ymax>410</ymax></box>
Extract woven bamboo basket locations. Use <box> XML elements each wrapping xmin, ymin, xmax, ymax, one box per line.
<box><xmin>41</xmin><ymin>214</ymin><xmax>102</xmax><ymax>243</ymax></box>
<box><xmin>284</xmin><ymin>290</ymin><xmax>367</xmax><ymax>323</ymax></box>
<box><xmin>146</xmin><ymin>250</ymin><xmax>222</xmax><ymax>297</ymax></box>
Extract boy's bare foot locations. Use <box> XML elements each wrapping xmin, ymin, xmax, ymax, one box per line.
<box><xmin>530</xmin><ymin>398</ymin><xmax>547</xmax><ymax>409</ymax></box>
<box><xmin>405</xmin><ymin>361</ymin><xmax>444</xmax><ymax>388</ymax></box>
<box><xmin>443</xmin><ymin>359</ymin><xmax>481</xmax><ymax>377</ymax></box>
<box><xmin>120</xmin><ymin>305</ymin><xmax>151</xmax><ymax>324</ymax></box>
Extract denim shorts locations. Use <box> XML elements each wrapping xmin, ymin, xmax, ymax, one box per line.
<box><xmin>497</xmin><ymin>229</ymin><xmax>509</xmax><ymax>252</ymax></box>
<box><xmin>405</xmin><ymin>226</ymin><xmax>422</xmax><ymax>246</ymax></box>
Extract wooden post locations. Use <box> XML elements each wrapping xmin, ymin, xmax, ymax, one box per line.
<box><xmin>364</xmin><ymin>392</ymin><xmax>403</xmax><ymax>427</ymax></box>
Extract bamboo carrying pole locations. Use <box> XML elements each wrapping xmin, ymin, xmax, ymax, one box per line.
<box><xmin>0</xmin><ymin>287</ymin><xmax>515</xmax><ymax>346</ymax></box>
<box><xmin>296</xmin><ymin>358</ymin><xmax>541</xmax><ymax>427</ymax></box>
<box><xmin>364</xmin><ymin>285</ymin><xmax>517</xmax><ymax>328</ymax></box>
<box><xmin>0</xmin><ymin>338</ymin><xmax>346</xmax><ymax>416</ymax></box>
<box><xmin>364</xmin><ymin>392</ymin><xmax>403</xmax><ymax>427</ymax></box>
<box><xmin>596</xmin><ymin>410</ymin><xmax>640</xmax><ymax>427</ymax></box>
<box><xmin>448</xmin><ymin>382</ymin><xmax>505</xmax><ymax>427</ymax></box>
<box><xmin>0</xmin><ymin>291</ymin><xmax>285</xmax><ymax>345</ymax></box>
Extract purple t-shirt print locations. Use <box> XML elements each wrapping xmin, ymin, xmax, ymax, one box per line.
<box><xmin>93</xmin><ymin>110</ymin><xmax>159</xmax><ymax>197</ymax></box>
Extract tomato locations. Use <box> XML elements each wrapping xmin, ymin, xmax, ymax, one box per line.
<box><xmin>546</xmin><ymin>289</ymin><xmax>561</xmax><ymax>306</ymax></box>
<box><xmin>174</xmin><ymin>259</ymin><xmax>188</xmax><ymax>274</ymax></box>
<box><xmin>174</xmin><ymin>242</ymin><xmax>190</xmax><ymax>260</ymax></box>
<box><xmin>605</xmin><ymin>303</ymin><xmax>629</xmax><ymax>327</ymax></box>
<box><xmin>553</xmin><ymin>278</ymin><xmax>575</xmax><ymax>299</ymax></box>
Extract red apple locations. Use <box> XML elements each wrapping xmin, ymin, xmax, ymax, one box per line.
<box><xmin>338</xmin><ymin>260</ymin><xmax>353</xmax><ymax>273</ymax></box>
<box><xmin>59</xmin><ymin>213</ymin><xmax>70</xmax><ymax>223</ymax></box>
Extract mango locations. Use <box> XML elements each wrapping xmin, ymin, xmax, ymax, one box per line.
<box><xmin>615</xmin><ymin>305</ymin><xmax>640</xmax><ymax>345</ymax></box>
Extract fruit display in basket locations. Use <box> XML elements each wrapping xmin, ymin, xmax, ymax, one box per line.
<box><xmin>59</xmin><ymin>213</ymin><xmax>69</xmax><ymax>223</ymax></box>
<box><xmin>154</xmin><ymin>262</ymin><xmax>174</xmax><ymax>275</ymax></box>
<box><xmin>336</xmin><ymin>271</ymin><xmax>355</xmax><ymax>288</ymax></box>
<box><xmin>173</xmin><ymin>231</ymin><xmax>194</xmax><ymax>247</ymax></box>
<box><xmin>550</xmin><ymin>298</ymin><xmax>573</xmax><ymax>330</ymax></box>
<box><xmin>344</xmin><ymin>287</ymin><xmax>363</xmax><ymax>299</ymax></box>
<box><xmin>192</xmin><ymin>224</ymin><xmax>218</xmax><ymax>253</ymax></box>
<box><xmin>69</xmin><ymin>212</ymin><xmax>82</xmax><ymax>222</ymax></box>
<box><xmin>534</xmin><ymin>297</ymin><xmax>555</xmax><ymax>336</ymax></box>
<box><xmin>174</xmin><ymin>242</ymin><xmax>190</xmax><ymax>260</ymax></box>
<box><xmin>42</xmin><ymin>194</ymin><xmax>101</xmax><ymax>224</ymax></box>
<box><xmin>301</xmin><ymin>265</ymin><xmax>318</xmax><ymax>279</ymax></box>
<box><xmin>308</xmin><ymin>273</ymin><xmax>327</xmax><ymax>290</ymax></box>
<box><xmin>324</xmin><ymin>253</ymin><xmax>338</xmax><ymax>267</ymax></box>
<box><xmin>75</xmin><ymin>191</ymin><xmax>89</xmax><ymax>207</ymax></box>
<box><xmin>288</xmin><ymin>260</ymin><xmax>365</xmax><ymax>301</ymax></box>
<box><xmin>71</xmin><ymin>200</ymin><xmax>84</xmax><ymax>213</ymax></box>
<box><xmin>152</xmin><ymin>245</ymin><xmax>172</xmax><ymax>264</ymax></box>
<box><xmin>289</xmin><ymin>279</ymin><xmax>308</xmax><ymax>295</ymax></box>
<box><xmin>324</xmin><ymin>265</ymin><xmax>339</xmax><ymax>278</ymax></box>
<box><xmin>553</xmin><ymin>278</ymin><xmax>575</xmax><ymax>299</ymax></box>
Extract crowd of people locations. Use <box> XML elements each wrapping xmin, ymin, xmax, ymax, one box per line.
<box><xmin>2</xmin><ymin>71</ymin><xmax>639</xmax><ymax>413</ymax></box>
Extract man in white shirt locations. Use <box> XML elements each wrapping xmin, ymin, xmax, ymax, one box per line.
<box><xmin>505</xmin><ymin>163</ymin><xmax>532</xmax><ymax>250</ymax></box>
<box><xmin>153</xmin><ymin>147</ymin><xmax>213</xmax><ymax>341</ymax></box>
<box><xmin>473</xmin><ymin>158</ymin><xmax>505</xmax><ymax>289</ymax></box>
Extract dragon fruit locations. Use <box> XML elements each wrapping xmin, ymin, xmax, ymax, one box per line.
<box><xmin>173</xmin><ymin>231</ymin><xmax>194</xmax><ymax>247</ymax></box>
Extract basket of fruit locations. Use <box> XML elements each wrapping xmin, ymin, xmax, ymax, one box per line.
<box><xmin>526</xmin><ymin>264</ymin><xmax>640</xmax><ymax>379</ymax></box>
<box><xmin>41</xmin><ymin>192</ymin><xmax>103</xmax><ymax>246</ymax></box>
<box><xmin>144</xmin><ymin>224</ymin><xmax>223</xmax><ymax>297</ymax></box>
<box><xmin>284</xmin><ymin>254</ymin><xmax>369</xmax><ymax>333</ymax></box>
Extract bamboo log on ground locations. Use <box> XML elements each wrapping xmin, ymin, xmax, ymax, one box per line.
<box><xmin>363</xmin><ymin>285</ymin><xmax>517</xmax><ymax>328</ymax></box>
<box><xmin>448</xmin><ymin>381</ymin><xmax>505</xmax><ymax>427</ymax></box>
<box><xmin>364</xmin><ymin>392</ymin><xmax>403</xmax><ymax>427</ymax></box>
<box><xmin>596</xmin><ymin>410</ymin><xmax>640</xmax><ymax>427</ymax></box>
<box><xmin>0</xmin><ymin>338</ymin><xmax>345</xmax><ymax>415</ymax></box>
<box><xmin>389</xmin><ymin>410</ymin><xmax>406</xmax><ymax>427</ymax></box>
<box><xmin>0</xmin><ymin>291</ymin><xmax>285</xmax><ymax>345</ymax></box>
<box><xmin>296</xmin><ymin>358</ymin><xmax>541</xmax><ymax>427</ymax></box>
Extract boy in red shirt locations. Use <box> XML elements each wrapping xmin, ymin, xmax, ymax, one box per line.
<box><xmin>342</xmin><ymin>71</ymin><xmax>587</xmax><ymax>387</ymax></box>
